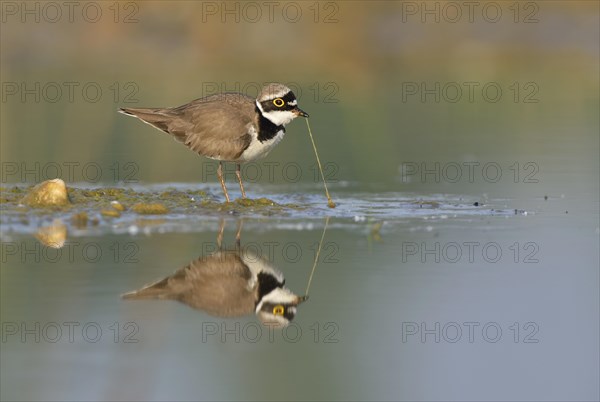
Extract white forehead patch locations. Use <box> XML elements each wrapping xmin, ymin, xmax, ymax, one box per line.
<box><xmin>259</xmin><ymin>87</ymin><xmax>290</xmax><ymax>102</ymax></box>
<box><xmin>268</xmin><ymin>88</ymin><xmax>289</xmax><ymax>100</ymax></box>
<box><xmin>288</xmin><ymin>100</ymin><xmax>297</xmax><ymax>106</ymax></box>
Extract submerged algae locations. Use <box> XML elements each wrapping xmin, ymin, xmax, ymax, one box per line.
<box><xmin>131</xmin><ymin>203</ymin><xmax>169</xmax><ymax>215</ymax></box>
<box><xmin>1</xmin><ymin>184</ymin><xmax>307</xmax><ymax>234</ymax></box>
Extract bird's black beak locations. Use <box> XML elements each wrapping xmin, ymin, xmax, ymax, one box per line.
<box><xmin>293</xmin><ymin>107</ymin><xmax>309</xmax><ymax>118</ymax></box>
<box><xmin>295</xmin><ymin>295</ymin><xmax>309</xmax><ymax>305</ymax></box>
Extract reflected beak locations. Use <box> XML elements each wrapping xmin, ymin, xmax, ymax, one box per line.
<box><xmin>293</xmin><ymin>107</ymin><xmax>309</xmax><ymax>118</ymax></box>
<box><xmin>295</xmin><ymin>295</ymin><xmax>309</xmax><ymax>305</ymax></box>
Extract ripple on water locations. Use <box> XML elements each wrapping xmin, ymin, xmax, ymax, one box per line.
<box><xmin>0</xmin><ymin>183</ymin><xmax>525</xmax><ymax>237</ymax></box>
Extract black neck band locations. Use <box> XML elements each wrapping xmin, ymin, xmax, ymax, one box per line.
<box><xmin>256</xmin><ymin>105</ymin><xmax>285</xmax><ymax>142</ymax></box>
<box><xmin>256</xmin><ymin>272</ymin><xmax>285</xmax><ymax>307</ymax></box>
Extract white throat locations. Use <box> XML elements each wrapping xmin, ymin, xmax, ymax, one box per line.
<box><xmin>255</xmin><ymin>287</ymin><xmax>298</xmax><ymax>313</ymax></box>
<box><xmin>256</xmin><ymin>100</ymin><xmax>297</xmax><ymax>127</ymax></box>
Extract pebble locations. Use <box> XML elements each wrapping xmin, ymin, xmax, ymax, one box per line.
<box><xmin>21</xmin><ymin>179</ymin><xmax>70</xmax><ymax>207</ymax></box>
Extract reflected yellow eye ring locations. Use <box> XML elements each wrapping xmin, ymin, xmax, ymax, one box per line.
<box><xmin>273</xmin><ymin>98</ymin><xmax>285</xmax><ymax>107</ymax></box>
<box><xmin>273</xmin><ymin>305</ymin><xmax>285</xmax><ymax>315</ymax></box>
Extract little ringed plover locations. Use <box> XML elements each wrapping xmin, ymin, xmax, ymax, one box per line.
<box><xmin>119</xmin><ymin>83</ymin><xmax>309</xmax><ymax>202</ymax></box>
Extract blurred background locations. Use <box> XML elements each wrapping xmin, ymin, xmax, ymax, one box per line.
<box><xmin>1</xmin><ymin>1</ymin><xmax>598</xmax><ymax>197</ymax></box>
<box><xmin>1</xmin><ymin>1</ymin><xmax>599</xmax><ymax>401</ymax></box>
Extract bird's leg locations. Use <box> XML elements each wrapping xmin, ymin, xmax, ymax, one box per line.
<box><xmin>235</xmin><ymin>163</ymin><xmax>247</xmax><ymax>199</ymax></box>
<box><xmin>235</xmin><ymin>219</ymin><xmax>243</xmax><ymax>252</ymax></box>
<box><xmin>217</xmin><ymin>161</ymin><xmax>230</xmax><ymax>203</ymax></box>
<box><xmin>217</xmin><ymin>218</ymin><xmax>225</xmax><ymax>250</ymax></box>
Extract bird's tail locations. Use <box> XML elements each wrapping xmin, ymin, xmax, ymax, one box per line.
<box><xmin>118</xmin><ymin>107</ymin><xmax>172</xmax><ymax>133</ymax></box>
<box><xmin>121</xmin><ymin>277</ymin><xmax>173</xmax><ymax>300</ymax></box>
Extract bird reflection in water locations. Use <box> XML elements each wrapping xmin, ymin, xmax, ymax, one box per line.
<box><xmin>122</xmin><ymin>220</ymin><xmax>308</xmax><ymax>328</ymax></box>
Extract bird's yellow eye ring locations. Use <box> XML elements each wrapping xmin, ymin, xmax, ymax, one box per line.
<box><xmin>273</xmin><ymin>305</ymin><xmax>285</xmax><ymax>315</ymax></box>
<box><xmin>273</xmin><ymin>98</ymin><xmax>285</xmax><ymax>107</ymax></box>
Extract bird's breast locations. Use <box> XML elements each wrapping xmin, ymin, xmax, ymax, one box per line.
<box><xmin>238</xmin><ymin>128</ymin><xmax>285</xmax><ymax>162</ymax></box>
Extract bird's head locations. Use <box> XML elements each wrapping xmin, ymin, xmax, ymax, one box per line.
<box><xmin>256</xmin><ymin>83</ymin><xmax>309</xmax><ymax>127</ymax></box>
<box><xmin>255</xmin><ymin>287</ymin><xmax>308</xmax><ymax>328</ymax></box>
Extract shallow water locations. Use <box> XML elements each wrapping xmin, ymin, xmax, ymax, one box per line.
<box><xmin>1</xmin><ymin>182</ymin><xmax>598</xmax><ymax>401</ymax></box>
<box><xmin>0</xmin><ymin>181</ymin><xmax>522</xmax><ymax>237</ymax></box>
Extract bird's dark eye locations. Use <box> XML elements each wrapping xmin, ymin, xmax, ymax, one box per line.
<box><xmin>273</xmin><ymin>305</ymin><xmax>285</xmax><ymax>315</ymax></box>
<box><xmin>273</xmin><ymin>98</ymin><xmax>285</xmax><ymax>107</ymax></box>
